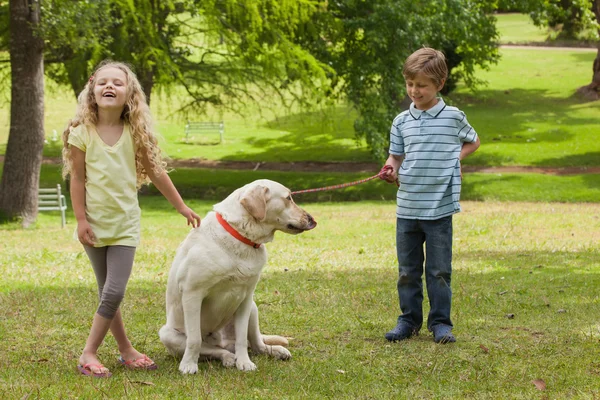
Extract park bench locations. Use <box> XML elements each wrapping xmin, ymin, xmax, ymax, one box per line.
<box><xmin>38</xmin><ymin>184</ymin><xmax>67</xmax><ymax>228</ymax></box>
<box><xmin>185</xmin><ymin>120</ymin><xmax>225</xmax><ymax>144</ymax></box>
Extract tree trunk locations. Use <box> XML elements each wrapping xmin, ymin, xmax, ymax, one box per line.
<box><xmin>576</xmin><ymin>1</ymin><xmax>600</xmax><ymax>100</ymax></box>
<box><xmin>0</xmin><ymin>0</ymin><xmax>45</xmax><ymax>227</ymax></box>
<box><xmin>139</xmin><ymin>67</ymin><xmax>155</xmax><ymax>106</ymax></box>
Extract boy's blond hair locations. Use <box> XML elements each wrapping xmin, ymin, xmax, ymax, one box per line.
<box><xmin>403</xmin><ymin>47</ymin><xmax>448</xmax><ymax>87</ymax></box>
<box><xmin>62</xmin><ymin>60</ymin><xmax>167</xmax><ymax>188</ymax></box>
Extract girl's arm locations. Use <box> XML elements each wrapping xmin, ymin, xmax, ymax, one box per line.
<box><xmin>141</xmin><ymin>150</ymin><xmax>201</xmax><ymax>228</ymax></box>
<box><xmin>70</xmin><ymin>147</ymin><xmax>96</xmax><ymax>245</ymax></box>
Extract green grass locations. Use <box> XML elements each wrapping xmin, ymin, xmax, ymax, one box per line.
<box><xmin>496</xmin><ymin>13</ymin><xmax>549</xmax><ymax>44</ymax></box>
<box><xmin>1</xmin><ymin>200</ymin><xmax>599</xmax><ymax>399</ymax></box>
<box><xmin>6</xmin><ymin>163</ymin><xmax>598</xmax><ymax>204</ymax></box>
<box><xmin>2</xmin><ymin>48</ymin><xmax>598</xmax><ymax>169</ymax></box>
<box><xmin>452</xmin><ymin>48</ymin><xmax>599</xmax><ymax>168</ymax></box>
<box><xmin>496</xmin><ymin>12</ymin><xmax>598</xmax><ymax>44</ymax></box>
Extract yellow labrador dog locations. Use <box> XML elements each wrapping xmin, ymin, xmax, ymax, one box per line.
<box><xmin>159</xmin><ymin>179</ymin><xmax>316</xmax><ymax>373</ymax></box>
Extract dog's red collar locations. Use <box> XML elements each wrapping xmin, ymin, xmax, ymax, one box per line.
<box><xmin>216</xmin><ymin>213</ymin><xmax>262</xmax><ymax>249</ymax></box>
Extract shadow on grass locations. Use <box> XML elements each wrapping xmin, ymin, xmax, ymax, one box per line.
<box><xmin>1</xmin><ymin>248</ymin><xmax>599</xmax><ymax>398</ymax></box>
<box><xmin>219</xmin><ymin>106</ymin><xmax>370</xmax><ymax>163</ymax></box>
<box><xmin>462</xmin><ymin>172</ymin><xmax>600</xmax><ymax>202</ymax></box>
<box><xmin>533</xmin><ymin>151</ymin><xmax>600</xmax><ymax>168</ymax></box>
<box><xmin>451</xmin><ymin>87</ymin><xmax>598</xmax><ymax>167</ymax></box>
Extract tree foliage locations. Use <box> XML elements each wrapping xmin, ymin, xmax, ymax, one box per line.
<box><xmin>502</xmin><ymin>0</ymin><xmax>598</xmax><ymax>40</ymax></box>
<box><xmin>38</xmin><ymin>0</ymin><xmax>332</xmax><ymax>111</ymax></box>
<box><xmin>2</xmin><ymin>0</ymin><xmax>502</xmax><ymax>163</ymax></box>
<box><xmin>297</xmin><ymin>0</ymin><xmax>500</xmax><ymax>160</ymax></box>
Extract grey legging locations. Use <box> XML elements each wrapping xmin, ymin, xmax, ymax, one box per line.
<box><xmin>83</xmin><ymin>245</ymin><xmax>136</xmax><ymax>319</ymax></box>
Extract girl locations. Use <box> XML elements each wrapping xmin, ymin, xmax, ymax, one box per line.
<box><xmin>62</xmin><ymin>60</ymin><xmax>201</xmax><ymax>377</ymax></box>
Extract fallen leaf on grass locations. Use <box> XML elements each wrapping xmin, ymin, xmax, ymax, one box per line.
<box><xmin>532</xmin><ymin>379</ymin><xmax>546</xmax><ymax>390</ymax></box>
<box><xmin>131</xmin><ymin>381</ymin><xmax>155</xmax><ymax>386</ymax></box>
<box><xmin>479</xmin><ymin>344</ymin><xmax>489</xmax><ymax>353</ymax></box>
<box><xmin>337</xmin><ymin>370</ymin><xmax>345</xmax><ymax>374</ymax></box>
<box><xmin>506</xmin><ymin>313</ymin><xmax>515</xmax><ymax>319</ymax></box>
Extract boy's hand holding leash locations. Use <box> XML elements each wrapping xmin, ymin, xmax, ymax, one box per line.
<box><xmin>379</xmin><ymin>164</ymin><xmax>399</xmax><ymax>185</ymax></box>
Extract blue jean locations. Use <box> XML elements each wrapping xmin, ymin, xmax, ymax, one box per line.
<box><xmin>395</xmin><ymin>216</ymin><xmax>453</xmax><ymax>331</ymax></box>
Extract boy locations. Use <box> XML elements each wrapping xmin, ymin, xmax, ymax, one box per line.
<box><xmin>380</xmin><ymin>47</ymin><xmax>480</xmax><ymax>343</ymax></box>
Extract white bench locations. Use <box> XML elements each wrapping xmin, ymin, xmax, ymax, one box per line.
<box><xmin>185</xmin><ymin>120</ymin><xmax>224</xmax><ymax>144</ymax></box>
<box><xmin>38</xmin><ymin>184</ymin><xmax>67</xmax><ymax>228</ymax></box>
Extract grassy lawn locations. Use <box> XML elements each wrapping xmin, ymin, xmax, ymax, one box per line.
<box><xmin>1</xmin><ymin>200</ymin><xmax>599</xmax><ymax>399</ymax></box>
<box><xmin>3</xmin><ymin>163</ymin><xmax>592</xmax><ymax>203</ymax></box>
<box><xmin>1</xmin><ymin>48</ymin><xmax>598</xmax><ymax>168</ymax></box>
<box><xmin>496</xmin><ymin>13</ymin><xmax>548</xmax><ymax>44</ymax></box>
<box><xmin>452</xmin><ymin>47</ymin><xmax>599</xmax><ymax>168</ymax></box>
<box><xmin>1</xmin><ymin>12</ymin><xmax>599</xmax><ymax>400</ymax></box>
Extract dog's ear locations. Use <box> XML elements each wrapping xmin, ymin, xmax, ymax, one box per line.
<box><xmin>240</xmin><ymin>185</ymin><xmax>269</xmax><ymax>221</ymax></box>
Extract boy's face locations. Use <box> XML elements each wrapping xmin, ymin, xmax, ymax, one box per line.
<box><xmin>405</xmin><ymin>72</ymin><xmax>444</xmax><ymax>111</ymax></box>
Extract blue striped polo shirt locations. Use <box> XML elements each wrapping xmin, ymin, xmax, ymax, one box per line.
<box><xmin>389</xmin><ymin>98</ymin><xmax>478</xmax><ymax>220</ymax></box>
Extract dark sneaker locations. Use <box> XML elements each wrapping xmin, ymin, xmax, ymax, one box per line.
<box><xmin>431</xmin><ymin>324</ymin><xmax>456</xmax><ymax>344</ymax></box>
<box><xmin>385</xmin><ymin>323</ymin><xmax>417</xmax><ymax>342</ymax></box>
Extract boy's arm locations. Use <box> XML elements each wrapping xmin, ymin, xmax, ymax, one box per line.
<box><xmin>460</xmin><ymin>136</ymin><xmax>480</xmax><ymax>161</ymax></box>
<box><xmin>141</xmin><ymin>149</ymin><xmax>201</xmax><ymax>228</ymax></box>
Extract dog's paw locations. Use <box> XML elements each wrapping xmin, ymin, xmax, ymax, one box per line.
<box><xmin>222</xmin><ymin>352</ymin><xmax>236</xmax><ymax>368</ymax></box>
<box><xmin>179</xmin><ymin>361</ymin><xmax>199</xmax><ymax>375</ymax></box>
<box><xmin>236</xmin><ymin>358</ymin><xmax>257</xmax><ymax>372</ymax></box>
<box><xmin>268</xmin><ymin>345</ymin><xmax>292</xmax><ymax>360</ymax></box>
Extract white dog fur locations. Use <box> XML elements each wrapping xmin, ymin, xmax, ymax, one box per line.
<box><xmin>159</xmin><ymin>179</ymin><xmax>316</xmax><ymax>373</ymax></box>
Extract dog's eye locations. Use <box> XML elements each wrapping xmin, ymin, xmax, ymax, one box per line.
<box><xmin>286</xmin><ymin>195</ymin><xmax>292</xmax><ymax>201</ymax></box>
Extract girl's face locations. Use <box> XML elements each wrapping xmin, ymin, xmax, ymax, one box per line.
<box><xmin>405</xmin><ymin>72</ymin><xmax>444</xmax><ymax>111</ymax></box>
<box><xmin>93</xmin><ymin>66</ymin><xmax>128</xmax><ymax>111</ymax></box>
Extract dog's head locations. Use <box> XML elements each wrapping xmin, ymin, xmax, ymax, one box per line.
<box><xmin>214</xmin><ymin>179</ymin><xmax>316</xmax><ymax>242</ymax></box>
<box><xmin>239</xmin><ymin>179</ymin><xmax>317</xmax><ymax>234</ymax></box>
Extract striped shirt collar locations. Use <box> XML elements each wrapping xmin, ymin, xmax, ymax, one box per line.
<box><xmin>408</xmin><ymin>97</ymin><xmax>446</xmax><ymax>120</ymax></box>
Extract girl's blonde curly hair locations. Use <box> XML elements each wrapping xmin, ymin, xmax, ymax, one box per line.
<box><xmin>61</xmin><ymin>60</ymin><xmax>167</xmax><ymax>188</ymax></box>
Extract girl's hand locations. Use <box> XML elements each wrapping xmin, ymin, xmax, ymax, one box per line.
<box><xmin>179</xmin><ymin>206</ymin><xmax>201</xmax><ymax>228</ymax></box>
<box><xmin>77</xmin><ymin>220</ymin><xmax>97</xmax><ymax>246</ymax></box>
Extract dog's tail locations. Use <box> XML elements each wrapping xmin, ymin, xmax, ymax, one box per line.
<box><xmin>262</xmin><ymin>335</ymin><xmax>289</xmax><ymax>347</ymax></box>
<box><xmin>159</xmin><ymin>325</ymin><xmax>187</xmax><ymax>357</ymax></box>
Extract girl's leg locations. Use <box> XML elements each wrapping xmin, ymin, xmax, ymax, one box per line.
<box><xmin>110</xmin><ymin>309</ymin><xmax>155</xmax><ymax>367</ymax></box>
<box><xmin>79</xmin><ymin>246</ymin><xmax>112</xmax><ymax>374</ymax></box>
<box><xmin>104</xmin><ymin>246</ymin><xmax>155</xmax><ymax>367</ymax></box>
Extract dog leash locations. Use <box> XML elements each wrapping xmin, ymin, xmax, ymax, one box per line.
<box><xmin>291</xmin><ymin>165</ymin><xmax>399</xmax><ymax>195</ymax></box>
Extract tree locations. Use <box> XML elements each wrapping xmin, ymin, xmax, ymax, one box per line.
<box><xmin>40</xmin><ymin>0</ymin><xmax>333</xmax><ymax>111</ymax></box>
<box><xmin>577</xmin><ymin>0</ymin><xmax>600</xmax><ymax>99</ymax></box>
<box><xmin>0</xmin><ymin>0</ymin><xmax>45</xmax><ymax>227</ymax></box>
<box><xmin>296</xmin><ymin>0</ymin><xmax>500</xmax><ymax>160</ymax></box>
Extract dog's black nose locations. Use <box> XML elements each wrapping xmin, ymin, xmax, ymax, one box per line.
<box><xmin>306</xmin><ymin>213</ymin><xmax>317</xmax><ymax>229</ymax></box>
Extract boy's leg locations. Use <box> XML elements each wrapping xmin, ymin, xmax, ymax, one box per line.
<box><xmin>391</xmin><ymin>218</ymin><xmax>425</xmax><ymax>332</ymax></box>
<box><xmin>423</xmin><ymin>216</ymin><xmax>454</xmax><ymax>341</ymax></box>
